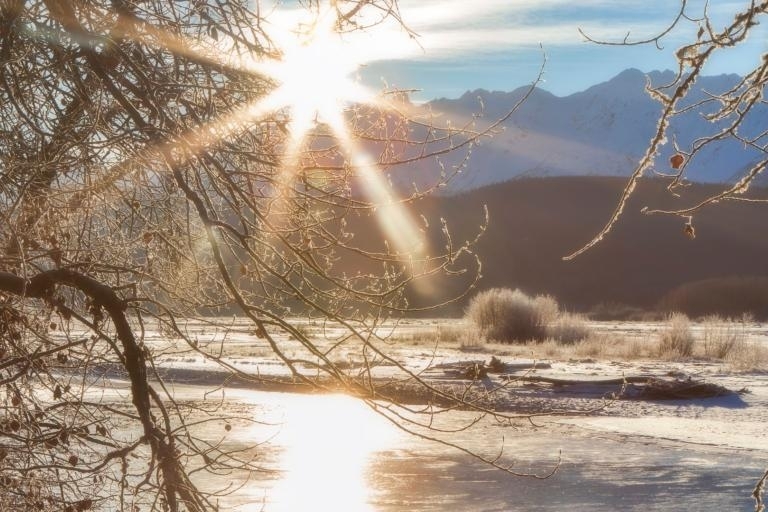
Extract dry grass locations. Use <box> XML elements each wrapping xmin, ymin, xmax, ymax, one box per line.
<box><xmin>384</xmin><ymin>321</ymin><xmax>483</xmax><ymax>348</ymax></box>
<box><xmin>438</xmin><ymin>323</ymin><xmax>478</xmax><ymax>343</ymax></box>
<box><xmin>519</xmin><ymin>333</ymin><xmax>655</xmax><ymax>361</ymax></box>
<box><xmin>512</xmin><ymin>333</ymin><xmax>766</xmax><ymax>369</ymax></box>
<box><xmin>722</xmin><ymin>340</ymin><xmax>768</xmax><ymax>371</ymax></box>
<box><xmin>515</xmin><ymin>316</ymin><xmax>765</xmax><ymax>369</ymax></box>
<box><xmin>614</xmin><ymin>336</ymin><xmax>655</xmax><ymax>360</ymax></box>
<box><xmin>702</xmin><ymin>315</ymin><xmax>748</xmax><ymax>359</ymax></box>
<box><xmin>572</xmin><ymin>336</ymin><xmax>610</xmax><ymax>358</ymax></box>
<box><xmin>546</xmin><ymin>313</ymin><xmax>592</xmax><ymax>344</ymax></box>
<box><xmin>657</xmin><ymin>313</ymin><xmax>695</xmax><ymax>359</ymax></box>
<box><xmin>375</xmin><ymin>316</ymin><xmax>766</xmax><ymax>371</ymax></box>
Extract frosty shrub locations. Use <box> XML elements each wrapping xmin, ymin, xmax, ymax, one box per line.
<box><xmin>546</xmin><ymin>313</ymin><xmax>593</xmax><ymax>344</ymax></box>
<box><xmin>658</xmin><ymin>313</ymin><xmax>695</xmax><ymax>358</ymax></box>
<box><xmin>534</xmin><ymin>294</ymin><xmax>560</xmax><ymax>326</ymax></box>
<box><xmin>702</xmin><ymin>315</ymin><xmax>748</xmax><ymax>360</ymax></box>
<box><xmin>465</xmin><ymin>288</ymin><xmax>556</xmax><ymax>343</ymax></box>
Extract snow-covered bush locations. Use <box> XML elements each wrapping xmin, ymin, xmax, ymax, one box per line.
<box><xmin>465</xmin><ymin>288</ymin><xmax>557</xmax><ymax>343</ymax></box>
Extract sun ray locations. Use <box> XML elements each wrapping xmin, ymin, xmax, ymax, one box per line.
<box><xmin>60</xmin><ymin>0</ymin><xmax>433</xmax><ymax>261</ymax></box>
<box><xmin>235</xmin><ymin>1</ymin><xmax>429</xmax><ymax>258</ymax></box>
<box><xmin>331</xmin><ymin>123</ymin><xmax>425</xmax><ymax>257</ymax></box>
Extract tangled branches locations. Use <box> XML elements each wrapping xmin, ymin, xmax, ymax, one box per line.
<box><xmin>0</xmin><ymin>1</ymin><xmax>544</xmax><ymax>510</ymax></box>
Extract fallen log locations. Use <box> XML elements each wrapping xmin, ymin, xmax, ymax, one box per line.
<box><xmin>501</xmin><ymin>374</ymin><xmax>736</xmax><ymax>400</ymax></box>
<box><xmin>500</xmin><ymin>375</ymin><xmax>651</xmax><ymax>385</ymax></box>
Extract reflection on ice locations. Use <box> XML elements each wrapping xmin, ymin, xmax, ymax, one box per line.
<box><xmin>167</xmin><ymin>386</ymin><xmax>767</xmax><ymax>512</ymax></box>
<box><xmin>265</xmin><ymin>394</ymin><xmax>400</xmax><ymax>512</ymax></box>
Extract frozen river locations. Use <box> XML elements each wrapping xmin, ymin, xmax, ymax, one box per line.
<box><xmin>71</xmin><ymin>316</ymin><xmax>768</xmax><ymax>510</ymax></box>
<box><xmin>165</xmin><ymin>386</ymin><xmax>765</xmax><ymax>512</ymax></box>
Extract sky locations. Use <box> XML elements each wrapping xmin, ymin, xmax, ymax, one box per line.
<box><xmin>340</xmin><ymin>0</ymin><xmax>768</xmax><ymax>101</ymax></box>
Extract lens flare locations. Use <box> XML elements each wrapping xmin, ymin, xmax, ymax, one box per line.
<box><xmin>59</xmin><ymin>1</ymin><xmax>430</xmax><ymax>264</ymax></box>
<box><xmin>256</xmin><ymin>8</ymin><xmax>373</xmax><ymax>140</ymax></box>
<box><xmin>242</xmin><ymin>2</ymin><xmax>427</xmax><ymax>258</ymax></box>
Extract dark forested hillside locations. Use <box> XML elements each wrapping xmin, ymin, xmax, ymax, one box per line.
<box><xmin>382</xmin><ymin>176</ymin><xmax>768</xmax><ymax>316</ymax></box>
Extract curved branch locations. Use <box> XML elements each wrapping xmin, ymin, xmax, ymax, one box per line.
<box><xmin>0</xmin><ymin>268</ymin><xmax>207</xmax><ymax>512</ymax></box>
<box><xmin>578</xmin><ymin>0</ymin><xmax>690</xmax><ymax>50</ymax></box>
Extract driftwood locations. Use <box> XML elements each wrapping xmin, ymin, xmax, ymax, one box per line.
<box><xmin>500</xmin><ymin>375</ymin><xmax>651</xmax><ymax>385</ymax></box>
<box><xmin>501</xmin><ymin>374</ymin><xmax>736</xmax><ymax>400</ymax></box>
<box><xmin>436</xmin><ymin>358</ymin><xmax>553</xmax><ymax>380</ymax></box>
<box><xmin>633</xmin><ymin>378</ymin><xmax>735</xmax><ymax>400</ymax></box>
<box><xmin>435</xmin><ymin>358</ymin><xmax>738</xmax><ymax>401</ymax></box>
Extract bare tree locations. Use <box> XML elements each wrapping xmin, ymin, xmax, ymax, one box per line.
<box><xmin>567</xmin><ymin>0</ymin><xmax>768</xmax><ymax>260</ymax></box>
<box><xmin>0</xmin><ymin>1</ymin><xmax>546</xmax><ymax>510</ymax></box>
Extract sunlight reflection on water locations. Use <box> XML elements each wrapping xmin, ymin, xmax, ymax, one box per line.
<box><xmin>179</xmin><ymin>385</ymin><xmax>766</xmax><ymax>512</ymax></box>
<box><xmin>261</xmin><ymin>393</ymin><xmax>401</xmax><ymax>512</ymax></box>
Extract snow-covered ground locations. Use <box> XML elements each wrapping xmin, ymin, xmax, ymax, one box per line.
<box><xmin>112</xmin><ymin>317</ymin><xmax>768</xmax><ymax>511</ymax></box>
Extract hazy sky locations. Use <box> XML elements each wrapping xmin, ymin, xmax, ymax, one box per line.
<box><xmin>352</xmin><ymin>0</ymin><xmax>768</xmax><ymax>100</ymax></box>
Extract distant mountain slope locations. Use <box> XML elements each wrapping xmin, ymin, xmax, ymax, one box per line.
<box><xmin>394</xmin><ymin>69</ymin><xmax>767</xmax><ymax>193</ymax></box>
<box><xmin>394</xmin><ymin>176</ymin><xmax>768</xmax><ymax>315</ymax></box>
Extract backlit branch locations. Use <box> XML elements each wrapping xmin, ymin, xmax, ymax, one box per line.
<box><xmin>566</xmin><ymin>0</ymin><xmax>768</xmax><ymax>260</ymax></box>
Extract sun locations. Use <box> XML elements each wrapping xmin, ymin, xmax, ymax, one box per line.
<box><xmin>244</xmin><ymin>4</ymin><xmax>427</xmax><ymax>255</ymax></box>
<box><xmin>255</xmin><ymin>6</ymin><xmax>374</xmax><ymax>141</ymax></box>
<box><xmin>80</xmin><ymin>0</ymin><xmax>428</xmax><ymax>257</ymax></box>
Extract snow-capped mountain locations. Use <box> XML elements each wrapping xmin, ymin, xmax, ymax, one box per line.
<box><xmin>395</xmin><ymin>68</ymin><xmax>766</xmax><ymax>194</ymax></box>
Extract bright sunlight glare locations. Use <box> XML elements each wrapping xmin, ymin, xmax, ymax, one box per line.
<box><xmin>241</xmin><ymin>1</ymin><xmax>428</xmax><ymax>257</ymax></box>
<box><xmin>69</xmin><ymin>0</ymin><xmax>430</xmax><ymax>261</ymax></box>
<box><xmin>256</xmin><ymin>7</ymin><xmax>374</xmax><ymax>139</ymax></box>
<box><xmin>266</xmin><ymin>394</ymin><xmax>400</xmax><ymax>512</ymax></box>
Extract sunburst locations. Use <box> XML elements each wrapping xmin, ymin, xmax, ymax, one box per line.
<box><xmin>254</xmin><ymin>6</ymin><xmax>374</xmax><ymax>141</ymax></box>
<box><xmin>66</xmin><ymin>1</ymin><xmax>427</xmax><ymax>256</ymax></box>
<box><xmin>241</xmin><ymin>2</ymin><xmax>425</xmax><ymax>255</ymax></box>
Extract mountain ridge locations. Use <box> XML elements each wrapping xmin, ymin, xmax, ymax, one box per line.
<box><xmin>394</xmin><ymin>69</ymin><xmax>766</xmax><ymax>194</ymax></box>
